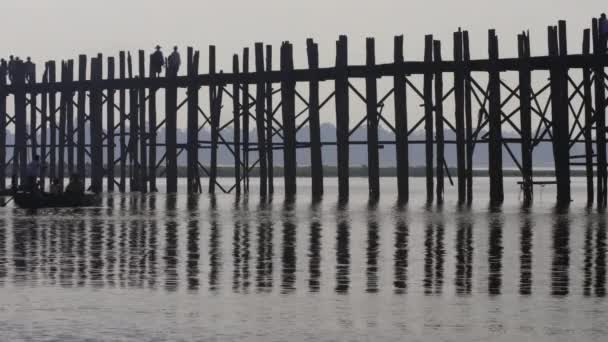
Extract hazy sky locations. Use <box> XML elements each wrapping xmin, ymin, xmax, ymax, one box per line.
<box><xmin>1</xmin><ymin>1</ymin><xmax>604</xmax><ymax>129</ymax></box>
<box><xmin>2</xmin><ymin>1</ymin><xmax>604</xmax><ymax>68</ymax></box>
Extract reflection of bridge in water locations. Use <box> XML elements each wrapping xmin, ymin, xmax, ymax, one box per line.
<box><xmin>2</xmin><ymin>20</ymin><xmax>608</xmax><ymax>206</ymax></box>
<box><xmin>0</xmin><ymin>194</ymin><xmax>605</xmax><ymax>297</ymax></box>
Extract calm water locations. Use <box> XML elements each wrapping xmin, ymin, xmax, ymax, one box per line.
<box><xmin>0</xmin><ymin>178</ymin><xmax>606</xmax><ymax>341</ymax></box>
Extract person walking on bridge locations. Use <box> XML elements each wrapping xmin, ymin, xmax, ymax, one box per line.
<box><xmin>8</xmin><ymin>55</ymin><xmax>15</xmax><ymax>83</ymax></box>
<box><xmin>151</xmin><ymin>45</ymin><xmax>164</xmax><ymax>77</ymax></box>
<box><xmin>24</xmin><ymin>57</ymin><xmax>35</xmax><ymax>83</ymax></box>
<box><xmin>167</xmin><ymin>46</ymin><xmax>181</xmax><ymax>77</ymax></box>
<box><xmin>0</xmin><ymin>59</ymin><xmax>7</xmax><ymax>84</ymax></box>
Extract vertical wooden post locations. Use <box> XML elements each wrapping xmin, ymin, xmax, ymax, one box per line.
<box><xmin>423</xmin><ymin>35</ymin><xmax>434</xmax><ymax>203</ymax></box>
<box><xmin>265</xmin><ymin>45</ymin><xmax>275</xmax><ymax>195</ymax></box>
<box><xmin>138</xmin><ymin>50</ymin><xmax>148</xmax><ymax>193</ymax></box>
<box><xmin>434</xmin><ymin>40</ymin><xmax>444</xmax><ymax>205</ymax></box>
<box><xmin>187</xmin><ymin>48</ymin><xmax>200</xmax><ymax>194</ymax></box>
<box><xmin>90</xmin><ymin>56</ymin><xmax>103</xmax><ymax>193</ymax></box>
<box><xmin>557</xmin><ymin>21</ymin><xmax>571</xmax><ymax>204</ymax></box>
<box><xmin>242</xmin><ymin>48</ymin><xmax>250</xmax><ymax>193</ymax></box>
<box><xmin>582</xmin><ymin>29</ymin><xmax>594</xmax><ymax>205</ymax></box>
<box><xmin>232</xmin><ymin>54</ymin><xmax>241</xmax><ymax>195</ymax></box>
<box><xmin>66</xmin><ymin>60</ymin><xmax>74</xmax><ymax>176</ymax></box>
<box><xmin>488</xmin><ymin>30</ymin><xmax>504</xmax><ymax>205</ymax></box>
<box><xmin>13</xmin><ymin>61</ymin><xmax>27</xmax><ymax>184</ymax></box>
<box><xmin>518</xmin><ymin>32</ymin><xmax>533</xmax><ymax>204</ymax></box>
<box><xmin>118</xmin><ymin>51</ymin><xmax>126</xmax><ymax>192</ymax></box>
<box><xmin>107</xmin><ymin>57</ymin><xmax>115</xmax><ymax>192</ymax></box>
<box><xmin>393</xmin><ymin>35</ymin><xmax>408</xmax><ymax>203</ymax></box>
<box><xmin>463</xmin><ymin>31</ymin><xmax>474</xmax><ymax>204</ymax></box>
<box><xmin>58</xmin><ymin>62</ymin><xmax>66</xmax><ymax>188</ymax></box>
<box><xmin>165</xmin><ymin>53</ymin><xmax>178</xmax><ymax>193</ymax></box>
<box><xmin>0</xmin><ymin>60</ymin><xmax>6</xmax><ymax>189</ymax></box>
<box><xmin>280</xmin><ymin>41</ymin><xmax>297</xmax><ymax>197</ymax></box>
<box><xmin>77</xmin><ymin>55</ymin><xmax>87</xmax><ymax>191</ymax></box>
<box><xmin>254</xmin><ymin>43</ymin><xmax>268</xmax><ymax>198</ymax></box>
<box><xmin>48</xmin><ymin>61</ymin><xmax>56</xmax><ymax>182</ymax></box>
<box><xmin>148</xmin><ymin>53</ymin><xmax>158</xmax><ymax>192</ymax></box>
<box><xmin>593</xmin><ymin>18</ymin><xmax>607</xmax><ymax>207</ymax></box>
<box><xmin>40</xmin><ymin>68</ymin><xmax>47</xmax><ymax>190</ymax></box>
<box><xmin>365</xmin><ymin>38</ymin><xmax>380</xmax><ymax>200</ymax></box>
<box><xmin>29</xmin><ymin>64</ymin><xmax>37</xmax><ymax>161</ymax></box>
<box><xmin>307</xmin><ymin>39</ymin><xmax>323</xmax><ymax>199</ymax></box>
<box><xmin>208</xmin><ymin>46</ymin><xmax>218</xmax><ymax>194</ymax></box>
<box><xmin>335</xmin><ymin>35</ymin><xmax>349</xmax><ymax>201</ymax></box>
<box><xmin>454</xmin><ymin>31</ymin><xmax>466</xmax><ymax>204</ymax></box>
<box><xmin>128</xmin><ymin>53</ymin><xmax>139</xmax><ymax>191</ymax></box>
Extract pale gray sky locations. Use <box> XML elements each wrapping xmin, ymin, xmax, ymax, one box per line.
<box><xmin>1</xmin><ymin>1</ymin><xmax>604</xmax><ymax>128</ymax></box>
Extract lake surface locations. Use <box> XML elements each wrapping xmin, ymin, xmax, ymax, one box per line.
<box><xmin>0</xmin><ymin>177</ymin><xmax>606</xmax><ymax>341</ymax></box>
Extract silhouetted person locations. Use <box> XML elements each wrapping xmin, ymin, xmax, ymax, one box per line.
<box><xmin>151</xmin><ymin>45</ymin><xmax>164</xmax><ymax>77</ymax></box>
<box><xmin>0</xmin><ymin>59</ymin><xmax>7</xmax><ymax>84</ymax></box>
<box><xmin>8</xmin><ymin>56</ymin><xmax>15</xmax><ymax>83</ymax></box>
<box><xmin>167</xmin><ymin>46</ymin><xmax>181</xmax><ymax>77</ymax></box>
<box><xmin>601</xmin><ymin>14</ymin><xmax>608</xmax><ymax>48</ymax></box>
<box><xmin>65</xmin><ymin>174</ymin><xmax>83</xmax><ymax>195</ymax></box>
<box><xmin>25</xmin><ymin>155</ymin><xmax>43</xmax><ymax>191</ymax></box>
<box><xmin>24</xmin><ymin>57</ymin><xmax>35</xmax><ymax>83</ymax></box>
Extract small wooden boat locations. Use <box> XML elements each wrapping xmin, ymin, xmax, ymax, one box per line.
<box><xmin>13</xmin><ymin>191</ymin><xmax>101</xmax><ymax>209</ymax></box>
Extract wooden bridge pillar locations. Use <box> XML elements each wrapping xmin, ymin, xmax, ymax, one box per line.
<box><xmin>423</xmin><ymin>35</ymin><xmax>434</xmax><ymax>204</ymax></box>
<box><xmin>365</xmin><ymin>38</ymin><xmax>380</xmax><ymax>201</ymax></box>
<box><xmin>307</xmin><ymin>39</ymin><xmax>324</xmax><ymax>199</ymax></box>
<box><xmin>187</xmin><ymin>47</ymin><xmax>200</xmax><ymax>194</ymax></box>
<box><xmin>138</xmin><ymin>50</ymin><xmax>148</xmax><ymax>193</ymax></box>
<box><xmin>148</xmin><ymin>53</ymin><xmax>158</xmax><ymax>192</ymax></box>
<box><xmin>242</xmin><ymin>48</ymin><xmax>250</xmax><ymax>193</ymax></box>
<box><xmin>454</xmin><ymin>31</ymin><xmax>467</xmax><ymax>204</ymax></box>
<box><xmin>118</xmin><ymin>51</ymin><xmax>126</xmax><ymax>192</ymax></box>
<box><xmin>582</xmin><ymin>29</ymin><xmax>594</xmax><ymax>205</ymax></box>
<box><xmin>254</xmin><ymin>43</ymin><xmax>268</xmax><ymax>198</ymax></box>
<box><xmin>393</xmin><ymin>35</ymin><xmax>408</xmax><ymax>203</ymax></box>
<box><xmin>280</xmin><ymin>41</ymin><xmax>297</xmax><ymax>198</ymax></box>
<box><xmin>518</xmin><ymin>32</ymin><xmax>533</xmax><ymax>205</ymax></box>
<box><xmin>592</xmin><ymin>18</ymin><xmax>607</xmax><ymax>207</ymax></box>
<box><xmin>107</xmin><ymin>57</ymin><xmax>115</xmax><ymax>192</ymax></box>
<box><xmin>58</xmin><ymin>61</ymin><xmax>66</xmax><ymax>189</ymax></box>
<box><xmin>48</xmin><ymin>61</ymin><xmax>56</xmax><ymax>183</ymax></box>
<box><xmin>165</xmin><ymin>59</ymin><xmax>178</xmax><ymax>193</ymax></box>
<box><xmin>266</xmin><ymin>45</ymin><xmax>275</xmax><ymax>196</ymax></box>
<box><xmin>434</xmin><ymin>40</ymin><xmax>444</xmax><ymax>205</ymax></box>
<box><xmin>90</xmin><ymin>55</ymin><xmax>103</xmax><ymax>193</ymax></box>
<box><xmin>488</xmin><ymin>30</ymin><xmax>504</xmax><ymax>205</ymax></box>
<box><xmin>463</xmin><ymin>31</ymin><xmax>474</xmax><ymax>204</ymax></box>
<box><xmin>13</xmin><ymin>61</ymin><xmax>27</xmax><ymax>185</ymax></box>
<box><xmin>232</xmin><ymin>54</ymin><xmax>241</xmax><ymax>195</ymax></box>
<box><xmin>77</xmin><ymin>55</ymin><xmax>87</xmax><ymax>192</ymax></box>
<box><xmin>66</xmin><ymin>60</ymin><xmax>74</xmax><ymax>177</ymax></box>
<box><xmin>0</xmin><ymin>59</ymin><xmax>6</xmax><ymax>189</ymax></box>
<box><xmin>335</xmin><ymin>35</ymin><xmax>349</xmax><ymax>201</ymax></box>
<box><xmin>209</xmin><ymin>45</ymin><xmax>219</xmax><ymax>194</ymax></box>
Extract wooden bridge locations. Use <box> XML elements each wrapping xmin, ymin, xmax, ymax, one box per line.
<box><xmin>1</xmin><ymin>19</ymin><xmax>608</xmax><ymax>206</ymax></box>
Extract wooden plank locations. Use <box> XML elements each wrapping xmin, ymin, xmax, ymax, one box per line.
<box><xmin>242</xmin><ymin>48</ymin><xmax>250</xmax><ymax>193</ymax></box>
<box><xmin>518</xmin><ymin>32</ymin><xmax>533</xmax><ymax>204</ymax></box>
<box><xmin>232</xmin><ymin>54</ymin><xmax>241</xmax><ymax>195</ymax></box>
<box><xmin>307</xmin><ymin>39</ymin><xmax>323</xmax><ymax>199</ymax></box>
<box><xmin>434</xmin><ymin>40</ymin><xmax>444</xmax><ymax>205</ymax></box>
<box><xmin>393</xmin><ymin>35</ymin><xmax>408</xmax><ymax>203</ymax></box>
<box><xmin>454</xmin><ymin>31</ymin><xmax>466</xmax><ymax>204</ymax></box>
<box><xmin>58</xmin><ymin>61</ymin><xmax>66</xmax><ymax>188</ymax></box>
<box><xmin>0</xmin><ymin>58</ymin><xmax>7</xmax><ymax>189</ymax></box>
<box><xmin>48</xmin><ymin>61</ymin><xmax>56</xmax><ymax>182</ymax></box>
<box><xmin>592</xmin><ymin>18</ymin><xmax>606</xmax><ymax>206</ymax></box>
<box><xmin>365</xmin><ymin>38</ymin><xmax>380</xmax><ymax>200</ymax></box>
<box><xmin>66</xmin><ymin>60</ymin><xmax>74</xmax><ymax>176</ymax></box>
<box><xmin>254</xmin><ymin>43</ymin><xmax>268</xmax><ymax>198</ymax></box>
<box><xmin>138</xmin><ymin>50</ymin><xmax>148</xmax><ymax>193</ymax></box>
<box><xmin>90</xmin><ymin>55</ymin><xmax>103</xmax><ymax>193</ymax></box>
<box><xmin>266</xmin><ymin>44</ymin><xmax>274</xmax><ymax>195</ymax></box>
<box><xmin>464</xmin><ymin>31</ymin><xmax>473</xmax><ymax>204</ymax></box>
<box><xmin>281</xmin><ymin>41</ymin><xmax>297</xmax><ymax>197</ymax></box>
<box><xmin>335</xmin><ymin>35</ymin><xmax>349</xmax><ymax>201</ymax></box>
<box><xmin>13</xmin><ymin>61</ymin><xmax>27</xmax><ymax>184</ymax></box>
<box><xmin>582</xmin><ymin>29</ymin><xmax>594</xmax><ymax>205</ymax></box>
<box><xmin>107</xmin><ymin>57</ymin><xmax>115</xmax><ymax>192</ymax></box>
<box><xmin>423</xmin><ymin>35</ymin><xmax>434</xmax><ymax>203</ymax></box>
<box><xmin>148</xmin><ymin>53</ymin><xmax>158</xmax><ymax>192</ymax></box>
<box><xmin>488</xmin><ymin>30</ymin><xmax>504</xmax><ymax>205</ymax></box>
<box><xmin>165</xmin><ymin>55</ymin><xmax>178</xmax><ymax>193</ymax></box>
<box><xmin>77</xmin><ymin>55</ymin><xmax>87</xmax><ymax>192</ymax></box>
<box><xmin>187</xmin><ymin>47</ymin><xmax>200</xmax><ymax>194</ymax></box>
<box><xmin>209</xmin><ymin>45</ymin><xmax>219</xmax><ymax>194</ymax></box>
<box><xmin>118</xmin><ymin>51</ymin><xmax>126</xmax><ymax>192</ymax></box>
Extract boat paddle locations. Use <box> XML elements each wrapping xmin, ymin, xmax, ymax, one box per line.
<box><xmin>0</xmin><ymin>196</ymin><xmax>14</xmax><ymax>207</ymax></box>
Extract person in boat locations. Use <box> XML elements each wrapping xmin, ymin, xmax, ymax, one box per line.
<box><xmin>65</xmin><ymin>174</ymin><xmax>84</xmax><ymax>196</ymax></box>
<box><xmin>50</xmin><ymin>178</ymin><xmax>62</xmax><ymax>195</ymax></box>
<box><xmin>25</xmin><ymin>155</ymin><xmax>43</xmax><ymax>191</ymax></box>
<box><xmin>151</xmin><ymin>45</ymin><xmax>164</xmax><ymax>77</ymax></box>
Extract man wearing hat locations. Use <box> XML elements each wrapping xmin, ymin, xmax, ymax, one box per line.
<box><xmin>151</xmin><ymin>45</ymin><xmax>164</xmax><ymax>77</ymax></box>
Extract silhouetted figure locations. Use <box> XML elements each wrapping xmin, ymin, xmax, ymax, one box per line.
<box><xmin>601</xmin><ymin>14</ymin><xmax>608</xmax><ymax>48</ymax></box>
<box><xmin>167</xmin><ymin>46</ymin><xmax>181</xmax><ymax>77</ymax></box>
<box><xmin>25</xmin><ymin>155</ymin><xmax>43</xmax><ymax>191</ymax></box>
<box><xmin>0</xmin><ymin>59</ymin><xmax>7</xmax><ymax>84</ymax></box>
<box><xmin>24</xmin><ymin>57</ymin><xmax>35</xmax><ymax>83</ymax></box>
<box><xmin>50</xmin><ymin>178</ymin><xmax>62</xmax><ymax>195</ymax></box>
<box><xmin>7</xmin><ymin>56</ymin><xmax>15</xmax><ymax>83</ymax></box>
<box><xmin>65</xmin><ymin>174</ymin><xmax>84</xmax><ymax>195</ymax></box>
<box><xmin>151</xmin><ymin>45</ymin><xmax>164</xmax><ymax>77</ymax></box>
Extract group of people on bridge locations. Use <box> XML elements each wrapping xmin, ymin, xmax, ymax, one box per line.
<box><xmin>150</xmin><ymin>45</ymin><xmax>181</xmax><ymax>77</ymax></box>
<box><xmin>0</xmin><ymin>56</ymin><xmax>36</xmax><ymax>84</ymax></box>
